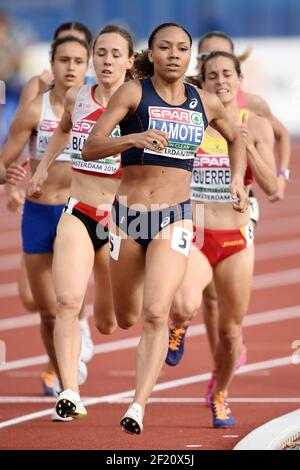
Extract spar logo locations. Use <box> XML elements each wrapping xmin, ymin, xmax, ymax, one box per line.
<box><xmin>149</xmin><ymin>107</ymin><xmax>202</xmax><ymax>126</ymax></box>
<box><xmin>193</xmin><ymin>155</ymin><xmax>230</xmax><ymax>168</ymax></box>
<box><xmin>40</xmin><ymin>119</ymin><xmax>59</xmax><ymax>132</ymax></box>
<box><xmin>73</xmin><ymin>119</ymin><xmax>94</xmax><ymax>134</ymax></box>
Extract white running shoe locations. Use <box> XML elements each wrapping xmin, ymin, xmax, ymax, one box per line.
<box><xmin>51</xmin><ymin>407</ymin><xmax>72</xmax><ymax>422</ymax></box>
<box><xmin>80</xmin><ymin>318</ymin><xmax>94</xmax><ymax>363</ymax></box>
<box><xmin>120</xmin><ymin>403</ymin><xmax>143</xmax><ymax>435</ymax></box>
<box><xmin>56</xmin><ymin>389</ymin><xmax>87</xmax><ymax>420</ymax></box>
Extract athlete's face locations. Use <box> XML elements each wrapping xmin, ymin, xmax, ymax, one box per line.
<box><xmin>148</xmin><ymin>26</ymin><xmax>191</xmax><ymax>81</ymax></box>
<box><xmin>51</xmin><ymin>41</ymin><xmax>88</xmax><ymax>89</ymax></box>
<box><xmin>201</xmin><ymin>56</ymin><xmax>241</xmax><ymax>105</ymax></box>
<box><xmin>93</xmin><ymin>32</ymin><xmax>133</xmax><ymax>87</ymax></box>
<box><xmin>196</xmin><ymin>37</ymin><xmax>232</xmax><ymax>72</ymax></box>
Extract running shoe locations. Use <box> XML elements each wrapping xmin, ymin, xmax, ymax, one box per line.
<box><xmin>165</xmin><ymin>326</ymin><xmax>187</xmax><ymax>366</ymax></box>
<box><xmin>210</xmin><ymin>391</ymin><xmax>235</xmax><ymax>428</ymax></box>
<box><xmin>56</xmin><ymin>389</ymin><xmax>87</xmax><ymax>420</ymax></box>
<box><xmin>51</xmin><ymin>407</ymin><xmax>73</xmax><ymax>422</ymax></box>
<box><xmin>41</xmin><ymin>370</ymin><xmax>56</xmax><ymax>396</ymax></box>
<box><xmin>204</xmin><ymin>342</ymin><xmax>247</xmax><ymax>406</ymax></box>
<box><xmin>80</xmin><ymin>318</ymin><xmax>94</xmax><ymax>363</ymax></box>
<box><xmin>120</xmin><ymin>403</ymin><xmax>143</xmax><ymax>435</ymax></box>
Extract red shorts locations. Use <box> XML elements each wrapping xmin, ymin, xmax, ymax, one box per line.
<box><xmin>193</xmin><ymin>224</ymin><xmax>254</xmax><ymax>267</ymax></box>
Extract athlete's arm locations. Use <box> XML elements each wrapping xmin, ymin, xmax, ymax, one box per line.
<box><xmin>245</xmin><ymin>92</ymin><xmax>291</xmax><ymax>199</ymax></box>
<box><xmin>245</xmin><ymin>115</ymin><xmax>278</xmax><ymax>196</ymax></box>
<box><xmin>202</xmin><ymin>91</ymin><xmax>248</xmax><ymax>213</ymax></box>
<box><xmin>82</xmin><ymin>80</ymin><xmax>168</xmax><ymax>161</ymax></box>
<box><xmin>19</xmin><ymin>71</ymin><xmax>54</xmax><ymax>106</ymax></box>
<box><xmin>27</xmin><ymin>87</ymin><xmax>75</xmax><ymax>198</ymax></box>
<box><xmin>0</xmin><ymin>97</ymin><xmax>41</xmax><ymax>183</ymax></box>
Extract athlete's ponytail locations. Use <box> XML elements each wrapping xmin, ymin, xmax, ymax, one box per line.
<box><xmin>133</xmin><ymin>50</ymin><xmax>154</xmax><ymax>78</ymax></box>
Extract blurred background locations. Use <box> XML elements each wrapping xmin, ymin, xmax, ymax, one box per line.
<box><xmin>0</xmin><ymin>0</ymin><xmax>300</xmax><ymax>144</ymax></box>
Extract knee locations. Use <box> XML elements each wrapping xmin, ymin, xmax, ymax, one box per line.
<box><xmin>171</xmin><ymin>297</ymin><xmax>200</xmax><ymax>325</ymax></box>
<box><xmin>94</xmin><ymin>316</ymin><xmax>117</xmax><ymax>335</ymax></box>
<box><xmin>203</xmin><ymin>290</ymin><xmax>218</xmax><ymax>314</ymax></box>
<box><xmin>116</xmin><ymin>311</ymin><xmax>138</xmax><ymax>330</ymax></box>
<box><xmin>143</xmin><ymin>302</ymin><xmax>169</xmax><ymax>329</ymax></box>
<box><xmin>21</xmin><ymin>297</ymin><xmax>37</xmax><ymax>312</ymax></box>
<box><xmin>56</xmin><ymin>291</ymin><xmax>84</xmax><ymax>318</ymax></box>
<box><xmin>219</xmin><ymin>324</ymin><xmax>242</xmax><ymax>347</ymax></box>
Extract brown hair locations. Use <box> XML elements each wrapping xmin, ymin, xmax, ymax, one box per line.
<box><xmin>92</xmin><ymin>24</ymin><xmax>134</xmax><ymax>80</ymax></box>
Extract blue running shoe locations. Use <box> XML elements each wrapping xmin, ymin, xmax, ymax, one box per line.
<box><xmin>165</xmin><ymin>327</ymin><xmax>187</xmax><ymax>366</ymax></box>
<box><xmin>210</xmin><ymin>392</ymin><xmax>235</xmax><ymax>428</ymax></box>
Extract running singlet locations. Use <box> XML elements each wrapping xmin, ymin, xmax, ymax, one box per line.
<box><xmin>120</xmin><ymin>78</ymin><xmax>208</xmax><ymax>172</ymax></box>
<box><xmin>191</xmin><ymin>109</ymin><xmax>253</xmax><ymax>203</ymax></box>
<box><xmin>71</xmin><ymin>84</ymin><xmax>121</xmax><ymax>178</ymax></box>
<box><xmin>29</xmin><ymin>91</ymin><xmax>71</xmax><ymax>162</ymax></box>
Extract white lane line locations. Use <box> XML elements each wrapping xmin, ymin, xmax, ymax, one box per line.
<box><xmin>1</xmin><ymin>237</ymin><xmax>299</xmax><ymax>272</ymax></box>
<box><xmin>0</xmin><ymin>355</ymin><xmax>294</xmax><ymax>429</ymax></box>
<box><xmin>0</xmin><ymin>253</ymin><xmax>20</xmax><ymax>271</ymax></box>
<box><xmin>1</xmin><ymin>305</ymin><xmax>300</xmax><ymax>371</ymax></box>
<box><xmin>252</xmin><ymin>268</ymin><xmax>300</xmax><ymax>289</ymax></box>
<box><xmin>255</xmin><ymin>238</ymin><xmax>300</xmax><ymax>261</ymax></box>
<box><xmin>1</xmin><ymin>396</ymin><xmax>300</xmax><ymax>404</ymax></box>
<box><xmin>0</xmin><ymin>257</ymin><xmax>299</xmax><ymax>306</ymax></box>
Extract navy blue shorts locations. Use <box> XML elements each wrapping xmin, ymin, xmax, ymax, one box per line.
<box><xmin>22</xmin><ymin>199</ymin><xmax>64</xmax><ymax>254</ymax></box>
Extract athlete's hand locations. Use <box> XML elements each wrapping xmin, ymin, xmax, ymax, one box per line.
<box><xmin>230</xmin><ymin>179</ymin><xmax>249</xmax><ymax>213</ymax></box>
<box><xmin>134</xmin><ymin>129</ymin><xmax>169</xmax><ymax>152</ymax></box>
<box><xmin>6</xmin><ymin>187</ymin><xmax>25</xmax><ymax>213</ymax></box>
<box><xmin>38</xmin><ymin>69</ymin><xmax>54</xmax><ymax>93</ymax></box>
<box><xmin>6</xmin><ymin>161</ymin><xmax>28</xmax><ymax>185</ymax></box>
<box><xmin>268</xmin><ymin>175</ymin><xmax>286</xmax><ymax>202</ymax></box>
<box><xmin>237</xmin><ymin>114</ymin><xmax>253</xmax><ymax>149</ymax></box>
<box><xmin>27</xmin><ymin>166</ymin><xmax>48</xmax><ymax>198</ymax></box>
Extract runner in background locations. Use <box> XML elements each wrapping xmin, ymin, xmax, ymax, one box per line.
<box><xmin>170</xmin><ymin>51</ymin><xmax>277</xmax><ymax>427</ymax></box>
<box><xmin>166</xmin><ymin>31</ymin><xmax>291</xmax><ymax>402</ymax></box>
<box><xmin>28</xmin><ymin>24</ymin><xmax>135</xmax><ymax>421</ymax></box>
<box><xmin>3</xmin><ymin>22</ymin><xmax>94</xmax><ymax>397</ymax></box>
<box><xmin>1</xmin><ymin>36</ymin><xmax>90</xmax><ymax>419</ymax></box>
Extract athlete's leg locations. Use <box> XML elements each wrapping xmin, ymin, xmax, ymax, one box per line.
<box><xmin>202</xmin><ymin>281</ymin><xmax>220</xmax><ymax>363</ymax></box>
<box><xmin>109</xmin><ymin>229</ymin><xmax>144</xmax><ymax>330</ymax></box>
<box><xmin>93</xmin><ymin>243</ymin><xmax>117</xmax><ymax>335</ymax></box>
<box><xmin>24</xmin><ymin>252</ymin><xmax>60</xmax><ymax>377</ymax></box>
<box><xmin>18</xmin><ymin>253</ymin><xmax>37</xmax><ymax>312</ymax></box>
<box><xmin>52</xmin><ymin>213</ymin><xmax>95</xmax><ymax>392</ymax></box>
<box><xmin>213</xmin><ymin>244</ymin><xmax>254</xmax><ymax>394</ymax></box>
<box><xmin>171</xmin><ymin>247</ymin><xmax>212</xmax><ymax>327</ymax></box>
<box><xmin>132</xmin><ymin>220</ymin><xmax>193</xmax><ymax>411</ymax></box>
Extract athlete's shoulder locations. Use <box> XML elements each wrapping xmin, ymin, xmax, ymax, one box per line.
<box><xmin>244</xmin><ymin>92</ymin><xmax>272</xmax><ymax>118</ymax></box>
<box><xmin>248</xmin><ymin>113</ymin><xmax>274</xmax><ymax>141</ymax></box>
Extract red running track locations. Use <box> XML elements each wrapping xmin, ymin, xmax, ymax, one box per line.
<box><xmin>0</xmin><ymin>142</ymin><xmax>299</xmax><ymax>450</ymax></box>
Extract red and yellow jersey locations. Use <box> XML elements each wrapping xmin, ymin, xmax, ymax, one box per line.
<box><xmin>190</xmin><ymin>108</ymin><xmax>253</xmax><ymax>203</ymax></box>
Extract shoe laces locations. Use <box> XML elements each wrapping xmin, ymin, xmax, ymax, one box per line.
<box><xmin>169</xmin><ymin>327</ymin><xmax>186</xmax><ymax>351</ymax></box>
<box><xmin>213</xmin><ymin>392</ymin><xmax>231</xmax><ymax>420</ymax></box>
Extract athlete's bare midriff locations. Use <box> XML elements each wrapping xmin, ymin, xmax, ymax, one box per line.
<box><xmin>193</xmin><ymin>200</ymin><xmax>250</xmax><ymax>230</ymax></box>
<box><xmin>28</xmin><ymin>160</ymin><xmax>71</xmax><ymax>205</ymax></box>
<box><xmin>70</xmin><ymin>170</ymin><xmax>120</xmax><ymax>208</ymax></box>
<box><xmin>117</xmin><ymin>165</ymin><xmax>191</xmax><ymax>208</ymax></box>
